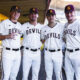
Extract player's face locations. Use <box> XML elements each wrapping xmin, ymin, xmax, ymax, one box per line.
<box><xmin>10</xmin><ymin>11</ymin><xmax>20</xmax><ymax>20</ymax></box>
<box><xmin>65</xmin><ymin>11</ymin><xmax>75</xmax><ymax>23</ymax></box>
<box><xmin>29</xmin><ymin>13</ymin><xmax>38</xmax><ymax>21</ymax></box>
<box><xmin>47</xmin><ymin>14</ymin><xmax>56</xmax><ymax>23</ymax></box>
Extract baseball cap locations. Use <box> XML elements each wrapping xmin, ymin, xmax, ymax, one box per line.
<box><xmin>29</xmin><ymin>8</ymin><xmax>38</xmax><ymax>14</ymax></box>
<box><xmin>64</xmin><ymin>4</ymin><xmax>75</xmax><ymax>13</ymax></box>
<box><xmin>10</xmin><ymin>5</ymin><xmax>21</xmax><ymax>13</ymax></box>
<box><xmin>46</xmin><ymin>9</ymin><xmax>56</xmax><ymax>16</ymax></box>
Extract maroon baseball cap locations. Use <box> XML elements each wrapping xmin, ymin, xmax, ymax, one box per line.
<box><xmin>10</xmin><ymin>5</ymin><xmax>21</xmax><ymax>13</ymax></box>
<box><xmin>29</xmin><ymin>8</ymin><xmax>38</xmax><ymax>14</ymax></box>
<box><xmin>64</xmin><ymin>4</ymin><xmax>75</xmax><ymax>13</ymax></box>
<box><xmin>46</xmin><ymin>9</ymin><xmax>56</xmax><ymax>16</ymax></box>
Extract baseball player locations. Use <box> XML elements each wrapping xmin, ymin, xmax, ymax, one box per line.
<box><xmin>0</xmin><ymin>6</ymin><xmax>22</xmax><ymax>80</ymax></box>
<box><xmin>63</xmin><ymin>4</ymin><xmax>80</xmax><ymax>80</ymax></box>
<box><xmin>41</xmin><ymin>9</ymin><xmax>64</xmax><ymax>80</ymax></box>
<box><xmin>21</xmin><ymin>8</ymin><xmax>43</xmax><ymax>80</ymax></box>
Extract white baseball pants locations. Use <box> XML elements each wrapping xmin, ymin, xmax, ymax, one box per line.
<box><xmin>65</xmin><ymin>50</ymin><xmax>80</xmax><ymax>80</ymax></box>
<box><xmin>22</xmin><ymin>49</ymin><xmax>41</xmax><ymax>80</ymax></box>
<box><xmin>1</xmin><ymin>48</ymin><xmax>21</xmax><ymax>80</ymax></box>
<box><xmin>44</xmin><ymin>50</ymin><xmax>63</xmax><ymax>80</ymax></box>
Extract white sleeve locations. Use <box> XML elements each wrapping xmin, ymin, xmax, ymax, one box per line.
<box><xmin>19</xmin><ymin>24</ymin><xmax>23</xmax><ymax>36</ymax></box>
<box><xmin>21</xmin><ymin>24</ymin><xmax>26</xmax><ymax>35</ymax></box>
<box><xmin>78</xmin><ymin>21</ymin><xmax>80</xmax><ymax>34</ymax></box>
<box><xmin>40</xmin><ymin>28</ymin><xmax>45</xmax><ymax>40</ymax></box>
<box><xmin>61</xmin><ymin>24</ymin><xmax>65</xmax><ymax>39</ymax></box>
<box><xmin>0</xmin><ymin>22</ymin><xmax>5</xmax><ymax>35</ymax></box>
<box><xmin>62</xmin><ymin>24</ymin><xmax>67</xmax><ymax>43</ymax></box>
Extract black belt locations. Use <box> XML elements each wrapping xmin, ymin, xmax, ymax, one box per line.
<box><xmin>6</xmin><ymin>47</ymin><xmax>20</xmax><ymax>51</ymax></box>
<box><xmin>45</xmin><ymin>48</ymin><xmax>60</xmax><ymax>52</ymax></box>
<box><xmin>20</xmin><ymin>46</ymin><xmax>24</xmax><ymax>50</ymax></box>
<box><xmin>25</xmin><ymin>47</ymin><xmax>40</xmax><ymax>52</ymax></box>
<box><xmin>66</xmin><ymin>48</ymin><xmax>79</xmax><ymax>52</ymax></box>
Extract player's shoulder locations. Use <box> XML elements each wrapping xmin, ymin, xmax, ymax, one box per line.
<box><xmin>16</xmin><ymin>22</ymin><xmax>22</xmax><ymax>30</ymax></box>
<box><xmin>37</xmin><ymin>23</ymin><xmax>44</xmax><ymax>28</ymax></box>
<box><xmin>56</xmin><ymin>22</ymin><xmax>66</xmax><ymax>33</ymax></box>
<box><xmin>22</xmin><ymin>22</ymin><xmax>29</xmax><ymax>27</ymax></box>
<box><xmin>75</xmin><ymin>19</ymin><xmax>80</xmax><ymax>24</ymax></box>
<box><xmin>37</xmin><ymin>23</ymin><xmax>41</xmax><ymax>25</ymax></box>
<box><xmin>17</xmin><ymin>21</ymin><xmax>21</xmax><ymax>25</ymax></box>
<box><xmin>56</xmin><ymin>22</ymin><xmax>65</xmax><ymax>29</ymax></box>
<box><xmin>41</xmin><ymin>25</ymin><xmax>48</xmax><ymax>31</ymax></box>
<box><xmin>0</xmin><ymin>19</ymin><xmax>11</xmax><ymax>27</ymax></box>
<box><xmin>57</xmin><ymin>22</ymin><xmax>64</xmax><ymax>27</ymax></box>
<box><xmin>1</xmin><ymin>19</ymin><xmax>9</xmax><ymax>24</ymax></box>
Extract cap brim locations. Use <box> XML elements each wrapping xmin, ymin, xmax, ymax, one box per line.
<box><xmin>46</xmin><ymin>13</ymin><xmax>55</xmax><ymax>16</ymax></box>
<box><xmin>10</xmin><ymin>9</ymin><xmax>21</xmax><ymax>13</ymax></box>
<box><xmin>65</xmin><ymin>10</ymin><xmax>74</xmax><ymax>13</ymax></box>
<box><xmin>30</xmin><ymin>11</ymin><xmax>38</xmax><ymax>14</ymax></box>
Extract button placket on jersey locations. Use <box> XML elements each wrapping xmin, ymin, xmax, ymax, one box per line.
<box><xmin>32</xmin><ymin>26</ymin><xmax>37</xmax><ymax>48</ymax></box>
<box><xmin>49</xmin><ymin>29</ymin><xmax>54</xmax><ymax>50</ymax></box>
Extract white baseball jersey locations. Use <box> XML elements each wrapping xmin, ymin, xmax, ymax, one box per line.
<box><xmin>64</xmin><ymin>19</ymin><xmax>80</xmax><ymax>80</ymax></box>
<box><xmin>0</xmin><ymin>19</ymin><xmax>22</xmax><ymax>80</ymax></box>
<box><xmin>63</xmin><ymin>19</ymin><xmax>80</xmax><ymax>49</ymax></box>
<box><xmin>41</xmin><ymin>22</ymin><xmax>64</xmax><ymax>50</ymax></box>
<box><xmin>0</xmin><ymin>19</ymin><xmax>22</xmax><ymax>48</ymax></box>
<box><xmin>41</xmin><ymin>22</ymin><xmax>64</xmax><ymax>80</ymax></box>
<box><xmin>22</xmin><ymin>22</ymin><xmax>43</xmax><ymax>80</ymax></box>
<box><xmin>22</xmin><ymin>22</ymin><xmax>43</xmax><ymax>49</ymax></box>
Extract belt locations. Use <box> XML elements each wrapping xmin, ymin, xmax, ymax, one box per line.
<box><xmin>6</xmin><ymin>47</ymin><xmax>20</xmax><ymax>51</ymax></box>
<box><xmin>25</xmin><ymin>47</ymin><xmax>40</xmax><ymax>52</ymax></box>
<box><xmin>20</xmin><ymin>46</ymin><xmax>24</xmax><ymax>50</ymax></box>
<box><xmin>45</xmin><ymin>48</ymin><xmax>60</xmax><ymax>52</ymax></box>
<box><xmin>66</xmin><ymin>48</ymin><xmax>79</xmax><ymax>52</ymax></box>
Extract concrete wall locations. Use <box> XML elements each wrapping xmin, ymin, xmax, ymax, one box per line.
<box><xmin>50</xmin><ymin>0</ymin><xmax>80</xmax><ymax>10</ymax></box>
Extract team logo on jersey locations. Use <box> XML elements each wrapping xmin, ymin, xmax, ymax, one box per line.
<box><xmin>44</xmin><ymin>30</ymin><xmax>46</xmax><ymax>32</ymax></box>
<box><xmin>44</xmin><ymin>32</ymin><xmax>60</xmax><ymax>40</ymax></box>
<box><xmin>64</xmin><ymin>29</ymin><xmax>76</xmax><ymax>36</ymax></box>
<box><xmin>9</xmin><ymin>28</ymin><xmax>21</xmax><ymax>34</ymax></box>
<box><xmin>67</xmin><ymin>6</ymin><xmax>71</xmax><ymax>10</ymax></box>
<box><xmin>26</xmin><ymin>28</ymin><xmax>41</xmax><ymax>35</ymax></box>
<box><xmin>9</xmin><ymin>25</ymin><xmax>11</xmax><ymax>26</ymax></box>
<box><xmin>16</xmin><ymin>6</ymin><xmax>18</xmax><ymax>10</ymax></box>
<box><xmin>50</xmin><ymin>10</ymin><xmax>53</xmax><ymax>13</ymax></box>
<box><xmin>33</xmin><ymin>8</ymin><xmax>35</xmax><ymax>11</ymax></box>
<box><xmin>27</xmin><ymin>27</ymin><xmax>29</xmax><ymax>28</ymax></box>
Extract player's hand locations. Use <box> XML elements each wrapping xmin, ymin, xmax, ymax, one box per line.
<box><xmin>6</xmin><ymin>33</ymin><xmax>17</xmax><ymax>39</ymax></box>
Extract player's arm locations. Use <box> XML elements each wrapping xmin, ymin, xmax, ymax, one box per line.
<box><xmin>40</xmin><ymin>29</ymin><xmax>45</xmax><ymax>43</ymax></box>
<box><xmin>0</xmin><ymin>33</ymin><xmax>16</xmax><ymax>40</ymax></box>
<box><xmin>63</xmin><ymin>37</ymin><xmax>66</xmax><ymax>43</ymax></box>
<box><xmin>0</xmin><ymin>22</ymin><xmax>16</xmax><ymax>40</ymax></box>
<box><xmin>41</xmin><ymin>39</ymin><xmax>45</xmax><ymax>43</ymax></box>
<box><xmin>0</xmin><ymin>35</ymin><xmax>8</xmax><ymax>40</ymax></box>
<box><xmin>62</xmin><ymin>31</ymin><xmax>66</xmax><ymax>43</ymax></box>
<box><xmin>62</xmin><ymin>25</ymin><xmax>66</xmax><ymax>43</ymax></box>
